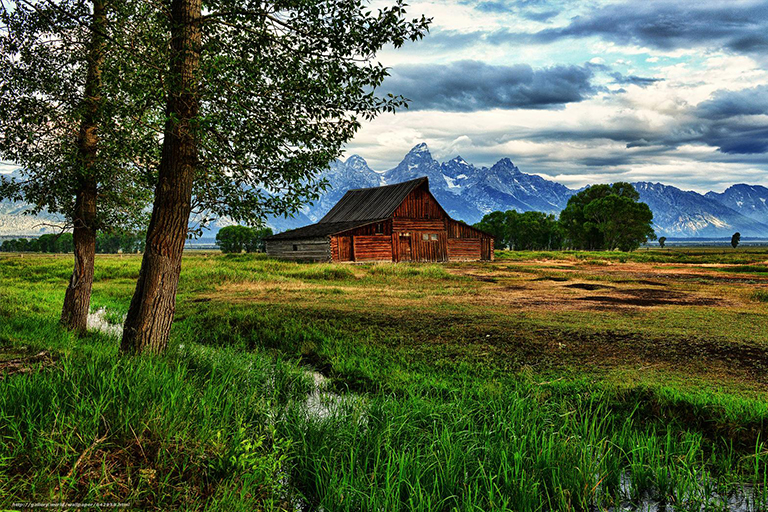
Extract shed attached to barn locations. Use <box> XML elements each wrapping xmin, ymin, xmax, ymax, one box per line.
<box><xmin>265</xmin><ymin>177</ymin><xmax>494</xmax><ymax>262</ymax></box>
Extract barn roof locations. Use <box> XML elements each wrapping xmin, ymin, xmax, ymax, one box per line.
<box><xmin>319</xmin><ymin>177</ymin><xmax>428</xmax><ymax>223</ymax></box>
<box><xmin>265</xmin><ymin>219</ymin><xmax>388</xmax><ymax>241</ymax></box>
<box><xmin>266</xmin><ymin>177</ymin><xmax>430</xmax><ymax>241</ymax></box>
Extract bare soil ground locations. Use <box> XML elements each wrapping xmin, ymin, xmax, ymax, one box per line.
<box><xmin>0</xmin><ymin>348</ymin><xmax>55</xmax><ymax>377</ymax></box>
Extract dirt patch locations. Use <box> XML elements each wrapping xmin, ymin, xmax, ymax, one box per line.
<box><xmin>564</xmin><ymin>283</ymin><xmax>614</xmax><ymax>291</ymax></box>
<box><xmin>577</xmin><ymin>288</ymin><xmax>721</xmax><ymax>308</ymax></box>
<box><xmin>534</xmin><ymin>276</ymin><xmax>569</xmax><ymax>282</ymax></box>
<box><xmin>0</xmin><ymin>349</ymin><xmax>55</xmax><ymax>377</ymax></box>
<box><xmin>631</xmin><ymin>279</ymin><xmax>667</xmax><ymax>287</ymax></box>
<box><xmin>466</xmin><ymin>274</ymin><xmax>498</xmax><ymax>283</ymax></box>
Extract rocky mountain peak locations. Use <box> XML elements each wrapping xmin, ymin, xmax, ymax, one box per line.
<box><xmin>344</xmin><ymin>154</ymin><xmax>370</xmax><ymax>169</ymax></box>
<box><xmin>404</xmin><ymin>142</ymin><xmax>433</xmax><ymax>160</ymax></box>
<box><xmin>489</xmin><ymin>157</ymin><xmax>521</xmax><ymax>175</ymax></box>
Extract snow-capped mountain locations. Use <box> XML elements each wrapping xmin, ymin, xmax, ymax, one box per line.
<box><xmin>306</xmin><ymin>144</ymin><xmax>768</xmax><ymax>237</ymax></box>
<box><xmin>3</xmin><ymin>143</ymin><xmax>768</xmax><ymax>239</ymax></box>
<box><xmin>303</xmin><ymin>154</ymin><xmax>381</xmax><ymax>223</ymax></box>
<box><xmin>0</xmin><ymin>170</ymin><xmax>66</xmax><ymax>236</ymax></box>
<box><xmin>462</xmin><ymin>158</ymin><xmax>574</xmax><ymax>216</ymax></box>
<box><xmin>633</xmin><ymin>182</ymin><xmax>768</xmax><ymax>238</ymax></box>
<box><xmin>705</xmin><ymin>185</ymin><xmax>768</xmax><ymax>224</ymax></box>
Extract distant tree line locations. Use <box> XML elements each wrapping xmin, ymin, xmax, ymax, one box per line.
<box><xmin>1</xmin><ymin>231</ymin><xmax>144</xmax><ymax>254</ymax></box>
<box><xmin>215</xmin><ymin>226</ymin><xmax>273</xmax><ymax>254</ymax></box>
<box><xmin>474</xmin><ymin>182</ymin><xmax>656</xmax><ymax>252</ymax></box>
<box><xmin>1</xmin><ymin>234</ymin><xmax>74</xmax><ymax>253</ymax></box>
<box><xmin>475</xmin><ymin>211</ymin><xmax>565</xmax><ymax>250</ymax></box>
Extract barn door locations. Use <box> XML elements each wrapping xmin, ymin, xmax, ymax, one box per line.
<box><xmin>398</xmin><ymin>234</ymin><xmax>412</xmax><ymax>261</ymax></box>
<box><xmin>481</xmin><ymin>238</ymin><xmax>492</xmax><ymax>261</ymax></box>
<box><xmin>338</xmin><ymin>236</ymin><xmax>354</xmax><ymax>261</ymax></box>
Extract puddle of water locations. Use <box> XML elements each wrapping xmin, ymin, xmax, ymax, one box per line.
<box><xmin>285</xmin><ymin>370</ymin><xmax>366</xmax><ymax>511</ymax></box>
<box><xmin>605</xmin><ymin>473</ymin><xmax>762</xmax><ymax>512</ymax></box>
<box><xmin>301</xmin><ymin>370</ymin><xmax>366</xmax><ymax>422</ymax></box>
<box><xmin>87</xmin><ymin>308</ymin><xmax>124</xmax><ymax>338</ymax></box>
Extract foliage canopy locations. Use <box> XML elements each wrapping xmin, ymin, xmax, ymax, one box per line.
<box><xmin>560</xmin><ymin>183</ymin><xmax>655</xmax><ymax>251</ymax></box>
<box><xmin>216</xmin><ymin>225</ymin><xmax>273</xmax><ymax>253</ymax></box>
<box><xmin>0</xmin><ymin>0</ymin><xmax>156</xmax><ymax>231</ymax></box>
<box><xmin>474</xmin><ymin>210</ymin><xmax>564</xmax><ymax>251</ymax></box>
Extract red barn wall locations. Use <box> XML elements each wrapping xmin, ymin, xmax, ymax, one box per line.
<box><xmin>392</xmin><ymin>186</ymin><xmax>447</xmax><ymax>220</ymax></box>
<box><xmin>447</xmin><ymin>239</ymin><xmax>482</xmax><ymax>260</ymax></box>
<box><xmin>327</xmin><ymin>185</ymin><xmax>494</xmax><ymax>263</ymax></box>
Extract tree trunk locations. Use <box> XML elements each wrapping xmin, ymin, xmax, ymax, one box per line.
<box><xmin>120</xmin><ymin>0</ymin><xmax>202</xmax><ymax>354</ymax></box>
<box><xmin>60</xmin><ymin>0</ymin><xmax>105</xmax><ymax>332</ymax></box>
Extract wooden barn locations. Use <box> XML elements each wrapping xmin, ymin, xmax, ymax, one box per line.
<box><xmin>265</xmin><ymin>177</ymin><xmax>494</xmax><ymax>262</ymax></box>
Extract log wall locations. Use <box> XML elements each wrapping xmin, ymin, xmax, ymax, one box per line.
<box><xmin>350</xmin><ymin>235</ymin><xmax>392</xmax><ymax>261</ymax></box>
<box><xmin>266</xmin><ymin>238</ymin><xmax>331</xmax><ymax>261</ymax></box>
<box><xmin>392</xmin><ymin>218</ymin><xmax>446</xmax><ymax>232</ymax></box>
<box><xmin>410</xmin><ymin>231</ymin><xmax>448</xmax><ymax>262</ymax></box>
<box><xmin>270</xmin><ymin>185</ymin><xmax>493</xmax><ymax>263</ymax></box>
<box><xmin>447</xmin><ymin>219</ymin><xmax>481</xmax><ymax>239</ymax></box>
<box><xmin>447</xmin><ymin>239</ymin><xmax>482</xmax><ymax>260</ymax></box>
<box><xmin>341</xmin><ymin>220</ymin><xmax>393</xmax><ymax>236</ymax></box>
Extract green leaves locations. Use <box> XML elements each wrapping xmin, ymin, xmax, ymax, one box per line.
<box><xmin>1</xmin><ymin>0</ymin><xmax>430</xmax><ymax>232</ymax></box>
<box><xmin>561</xmin><ymin>182</ymin><xmax>655</xmax><ymax>251</ymax></box>
<box><xmin>215</xmin><ymin>225</ymin><xmax>273</xmax><ymax>253</ymax></box>
<box><xmin>475</xmin><ymin>210</ymin><xmax>565</xmax><ymax>251</ymax></box>
<box><xmin>0</xmin><ymin>0</ymin><xmax>157</xmax><ymax>232</ymax></box>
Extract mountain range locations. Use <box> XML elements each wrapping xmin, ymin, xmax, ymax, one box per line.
<box><xmin>2</xmin><ymin>143</ymin><xmax>768</xmax><ymax>238</ymax></box>
<box><xmin>303</xmin><ymin>143</ymin><xmax>768</xmax><ymax>238</ymax></box>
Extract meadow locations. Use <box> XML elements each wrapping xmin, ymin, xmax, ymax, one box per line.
<box><xmin>1</xmin><ymin>247</ymin><xmax>768</xmax><ymax>511</ymax></box>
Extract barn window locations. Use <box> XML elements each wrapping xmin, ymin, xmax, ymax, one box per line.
<box><xmin>422</xmin><ymin>233</ymin><xmax>429</xmax><ymax>241</ymax></box>
<box><xmin>430</xmin><ymin>234</ymin><xmax>438</xmax><ymax>241</ymax></box>
<box><xmin>375</xmin><ymin>223</ymin><xmax>383</xmax><ymax>234</ymax></box>
<box><xmin>292</xmin><ymin>244</ymin><xmax>298</xmax><ymax>251</ymax></box>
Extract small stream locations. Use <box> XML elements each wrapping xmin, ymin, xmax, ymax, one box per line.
<box><xmin>87</xmin><ymin>308</ymin><xmax>123</xmax><ymax>338</ymax></box>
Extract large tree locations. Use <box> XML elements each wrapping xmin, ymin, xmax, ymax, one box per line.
<box><xmin>560</xmin><ymin>183</ymin><xmax>655</xmax><ymax>251</ymax></box>
<box><xmin>119</xmin><ymin>0</ymin><xmax>430</xmax><ymax>353</ymax></box>
<box><xmin>0</xmin><ymin>0</ymin><xmax>157</xmax><ymax>331</ymax></box>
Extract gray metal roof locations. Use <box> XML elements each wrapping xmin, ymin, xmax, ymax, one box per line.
<box><xmin>318</xmin><ymin>177</ymin><xmax>428</xmax><ymax>223</ymax></box>
<box><xmin>266</xmin><ymin>219</ymin><xmax>387</xmax><ymax>241</ymax></box>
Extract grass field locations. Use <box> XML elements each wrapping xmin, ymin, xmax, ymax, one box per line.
<box><xmin>2</xmin><ymin>248</ymin><xmax>768</xmax><ymax>511</ymax></box>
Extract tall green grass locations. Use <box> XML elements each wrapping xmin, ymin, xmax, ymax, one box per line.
<box><xmin>2</xmin><ymin>252</ymin><xmax>768</xmax><ymax>510</ymax></box>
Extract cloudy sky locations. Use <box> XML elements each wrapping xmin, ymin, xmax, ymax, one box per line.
<box><xmin>346</xmin><ymin>0</ymin><xmax>768</xmax><ymax>192</ymax></box>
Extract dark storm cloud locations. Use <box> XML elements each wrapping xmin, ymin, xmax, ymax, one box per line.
<box><xmin>697</xmin><ymin>85</ymin><xmax>768</xmax><ymax>120</ymax></box>
<box><xmin>609</xmin><ymin>72</ymin><xmax>664</xmax><ymax>87</ymax></box>
<box><xmin>477</xmin><ymin>83</ymin><xmax>768</xmax><ymax>162</ymax></box>
<box><xmin>473</xmin><ymin>1</ymin><xmax>514</xmax><ymax>13</ymax></box>
<box><xmin>473</xmin><ymin>0</ymin><xmax>559</xmax><ymax>20</ymax></box>
<box><xmin>521</xmin><ymin>9</ymin><xmax>560</xmax><ymax>22</ymax></box>
<box><xmin>387</xmin><ymin>61</ymin><xmax>597</xmax><ymax>111</ymax></box>
<box><xmin>533</xmin><ymin>2</ymin><xmax>768</xmax><ymax>57</ymax></box>
<box><xmin>694</xmin><ymin>86</ymin><xmax>768</xmax><ymax>154</ymax></box>
<box><xmin>461</xmin><ymin>0</ymin><xmax>558</xmax><ymax>17</ymax></box>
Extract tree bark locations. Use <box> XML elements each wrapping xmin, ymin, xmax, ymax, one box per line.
<box><xmin>120</xmin><ymin>0</ymin><xmax>202</xmax><ymax>354</ymax></box>
<box><xmin>60</xmin><ymin>0</ymin><xmax>105</xmax><ymax>332</ymax></box>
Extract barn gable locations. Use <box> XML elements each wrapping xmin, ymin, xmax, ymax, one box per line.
<box><xmin>319</xmin><ymin>177</ymin><xmax>429</xmax><ymax>223</ymax></box>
